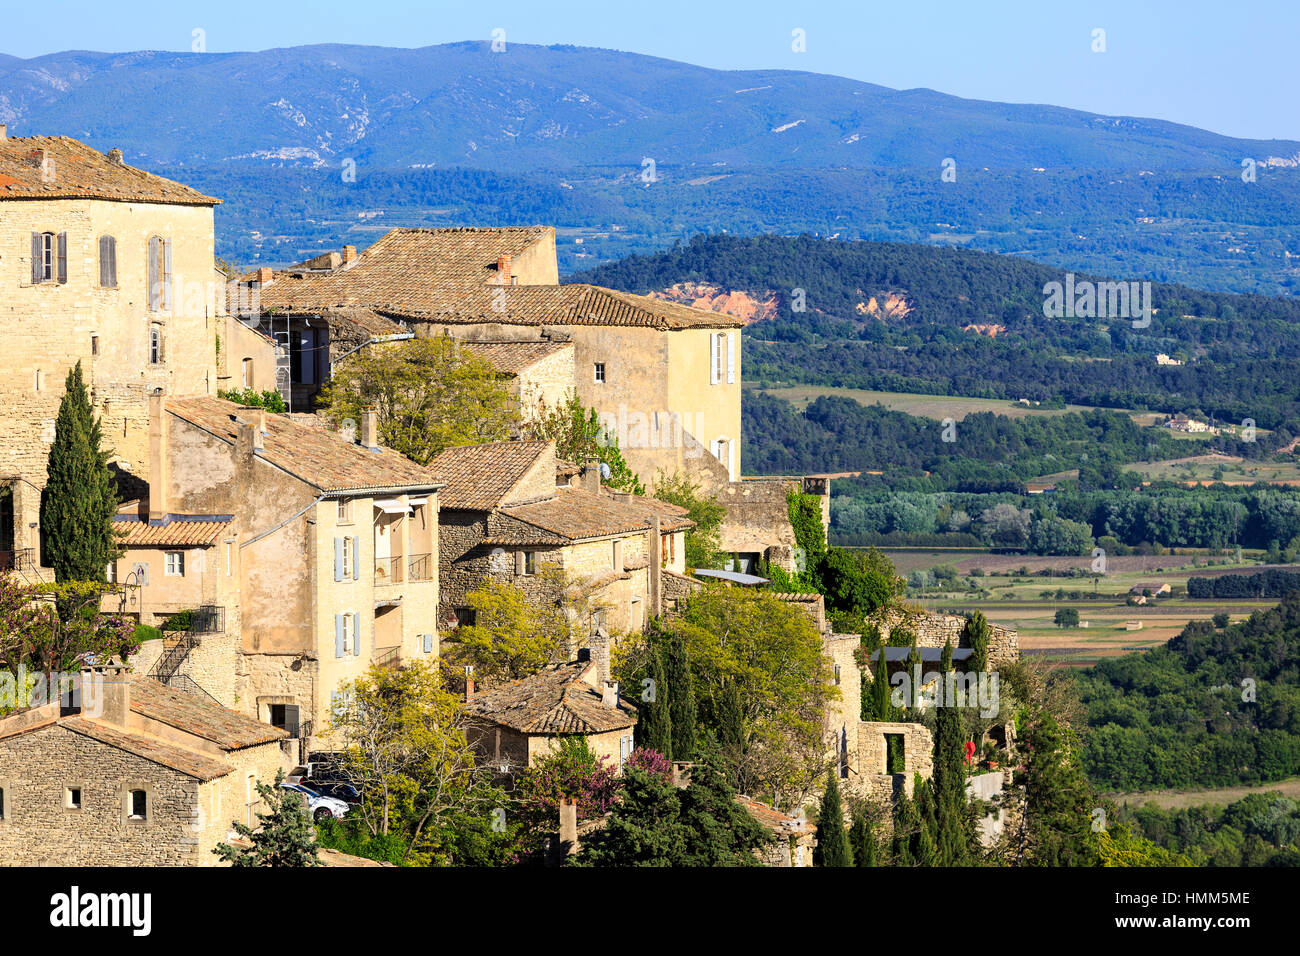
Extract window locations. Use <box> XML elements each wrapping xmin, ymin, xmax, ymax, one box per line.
<box><xmin>91</xmin><ymin>334</ymin><xmax>99</xmax><ymax>356</ymax></box>
<box><xmin>612</xmin><ymin>539</ymin><xmax>623</xmax><ymax>570</ymax></box>
<box><xmin>453</xmin><ymin>608</ymin><xmax>476</xmax><ymax>629</ymax></box>
<box><xmin>342</xmin><ymin>614</ymin><xmax>355</xmax><ymax>655</ymax></box>
<box><xmin>714</xmin><ymin>334</ymin><xmax>726</xmax><ymax>382</ymax></box>
<box><xmin>31</xmin><ymin>231</ymin><xmax>65</xmax><ymax>284</ymax></box>
<box><xmin>709</xmin><ymin>332</ymin><xmax>735</xmax><ymax>385</ymax></box>
<box><xmin>149</xmin><ymin>323</ymin><xmax>165</xmax><ymax>365</ymax></box>
<box><xmin>885</xmin><ymin>733</ymin><xmax>906</xmax><ymax>775</ymax></box>
<box><xmin>593</xmin><ymin>362</ymin><xmax>605</xmax><ymax>383</ymax></box>
<box><xmin>165</xmin><ymin>551</ymin><xmax>184</xmax><ymax>576</ymax></box>
<box><xmin>337</xmin><ymin>499</ymin><xmax>352</xmax><ymax>524</ymax></box>
<box><xmin>515</xmin><ymin>550</ymin><xmax>536</xmax><ymax>576</ymax></box>
<box><xmin>241</xmin><ymin>357</ymin><xmax>253</xmax><ymax>389</ymax></box>
<box><xmin>106</xmin><ymin>561</ymin><xmax>117</xmax><ymax>584</ymax></box>
<box><xmin>66</xmin><ymin>787</ymin><xmax>82</xmax><ymax>810</ymax></box>
<box><xmin>98</xmin><ymin>235</ymin><xmax>117</xmax><ymax>288</ymax></box>
<box><xmin>225</xmin><ymin>541</ymin><xmax>233</xmax><ymax>576</ymax></box>
<box><xmin>342</xmin><ymin>537</ymin><xmax>353</xmax><ymax>577</ymax></box>
<box><xmin>833</xmin><ymin>664</ymin><xmax>841</xmax><ymax>685</ymax></box>
<box><xmin>128</xmin><ymin>789</ymin><xmax>147</xmax><ymax>821</ymax></box>
<box><xmin>0</xmin><ymin>786</ymin><xmax>5</xmax><ymax>821</ymax></box>
<box><xmin>269</xmin><ymin>704</ymin><xmax>300</xmax><ymax>737</ymax></box>
<box><xmin>147</xmin><ymin>236</ymin><xmax>172</xmax><ymax>311</ymax></box>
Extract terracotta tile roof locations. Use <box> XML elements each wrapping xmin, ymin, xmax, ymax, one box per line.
<box><xmin>60</xmin><ymin>718</ymin><xmax>235</xmax><ymax>781</ymax></box>
<box><xmin>499</xmin><ymin>486</ymin><xmax>693</xmax><ymax>541</ymax></box>
<box><xmin>166</xmin><ymin>397</ymin><xmax>442</xmax><ymax>495</ymax></box>
<box><xmin>128</xmin><ymin>677</ymin><xmax>288</xmax><ymax>750</ymax></box>
<box><xmin>247</xmin><ymin>227</ymin><xmax>551</xmax><ymax>311</ymax></box>
<box><xmin>428</xmin><ymin>440</ymin><xmax>553</xmax><ymax>510</ymax></box>
<box><xmin>555</xmin><ymin>459</ymin><xmax>582</xmax><ymax>478</ymax></box>
<box><xmin>736</xmin><ymin>796</ymin><xmax>815</xmax><ymax>835</ymax></box>
<box><xmin>460</xmin><ymin>340</ymin><xmax>571</xmax><ymax>375</ymax></box>
<box><xmin>465</xmin><ymin>660</ymin><xmax>637</xmax><ymax>734</ymax></box>
<box><xmin>404</xmin><ymin>284</ymin><xmax>744</xmax><ymax>329</ymax></box>
<box><xmin>0</xmin><ymin>135</ymin><xmax>219</xmax><ymax>205</ymax></box>
<box><xmin>113</xmin><ymin>514</ymin><xmax>233</xmax><ymax>547</ymax></box>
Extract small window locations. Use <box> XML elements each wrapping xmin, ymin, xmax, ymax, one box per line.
<box><xmin>66</xmin><ymin>787</ymin><xmax>82</xmax><ymax>810</ymax></box>
<box><xmin>106</xmin><ymin>561</ymin><xmax>117</xmax><ymax>584</ymax></box>
<box><xmin>91</xmin><ymin>334</ymin><xmax>99</xmax><ymax>356</ymax></box>
<box><xmin>453</xmin><ymin>607</ymin><xmax>476</xmax><ymax>628</ymax></box>
<box><xmin>342</xmin><ymin>614</ymin><xmax>355</xmax><ymax>655</ymax></box>
<box><xmin>833</xmin><ymin>663</ymin><xmax>841</xmax><ymax>685</ymax></box>
<box><xmin>612</xmin><ymin>539</ymin><xmax>623</xmax><ymax>570</ymax></box>
<box><xmin>342</xmin><ymin>537</ymin><xmax>354</xmax><ymax>577</ymax></box>
<box><xmin>165</xmin><ymin>552</ymin><xmax>185</xmax><ymax>576</ymax></box>
<box><xmin>524</xmin><ymin>551</ymin><xmax>536</xmax><ymax>575</ymax></box>
<box><xmin>0</xmin><ymin>786</ymin><xmax>5</xmax><ymax>821</ymax></box>
<box><xmin>241</xmin><ymin>357</ymin><xmax>254</xmax><ymax>389</ymax></box>
<box><xmin>714</xmin><ymin>333</ymin><xmax>727</xmax><ymax>382</ymax></box>
<box><xmin>337</xmin><ymin>499</ymin><xmax>352</xmax><ymax>523</ymax></box>
<box><xmin>225</xmin><ymin>541</ymin><xmax>233</xmax><ymax>576</ymax></box>
<box><xmin>149</xmin><ymin>324</ymin><xmax>165</xmax><ymax>365</ymax></box>
<box><xmin>593</xmin><ymin>362</ymin><xmax>606</xmax><ymax>383</ymax></box>
<box><xmin>128</xmin><ymin>789</ymin><xmax>147</xmax><ymax>821</ymax></box>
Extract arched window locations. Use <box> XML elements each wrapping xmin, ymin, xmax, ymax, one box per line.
<box><xmin>149</xmin><ymin>324</ymin><xmax>165</xmax><ymax>365</ymax></box>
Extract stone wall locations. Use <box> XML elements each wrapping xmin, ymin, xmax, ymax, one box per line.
<box><xmin>872</xmin><ymin>608</ymin><xmax>1019</xmax><ymax>665</ymax></box>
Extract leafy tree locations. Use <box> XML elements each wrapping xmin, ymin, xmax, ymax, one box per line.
<box><xmin>861</xmin><ymin>637</ymin><xmax>894</xmax><ymax>722</ymax></box>
<box><xmin>440</xmin><ymin>576</ymin><xmax>571</xmax><ymax>685</ymax></box>
<box><xmin>214</xmin><ymin>769</ymin><xmax>320</xmax><ymax>867</ymax></box>
<box><xmin>42</xmin><ymin>362</ymin><xmax>118</xmax><ymax>583</ymax></box>
<box><xmin>813</xmin><ymin>771</ymin><xmax>853</xmax><ymax>866</ymax></box>
<box><xmin>654</xmin><ymin>470</ymin><xmax>726</xmax><ymax>569</ymax></box>
<box><xmin>527</xmin><ymin>390</ymin><xmax>644</xmax><ymax>494</ymax></box>
<box><xmin>1054</xmin><ymin>607</ymin><xmax>1080</xmax><ymax>628</ymax></box>
<box><xmin>641</xmin><ymin>649</ymin><xmax>673</xmax><ymax>759</ymax></box>
<box><xmin>327</xmin><ymin>661</ymin><xmax>488</xmax><ymax>864</ymax></box>
<box><xmin>216</xmin><ymin>387</ymin><xmax>287</xmax><ymax>412</ymax></box>
<box><xmin>817</xmin><ymin>547</ymin><xmax>902</xmax><ymax>621</ymax></box>
<box><xmin>319</xmin><ymin>337</ymin><xmax>520</xmax><ymax>464</ymax></box>
<box><xmin>513</xmin><ymin>737</ymin><xmax>622</xmax><ymax>861</ymax></box>
<box><xmin>787</xmin><ymin>486</ymin><xmax>827</xmax><ymax>560</ymax></box>
<box><xmin>0</xmin><ymin>578</ymin><xmax>137</xmax><ymax>679</ymax></box>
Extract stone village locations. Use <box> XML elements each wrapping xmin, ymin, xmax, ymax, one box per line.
<box><xmin>0</xmin><ymin>129</ymin><xmax>1020</xmax><ymax>866</ymax></box>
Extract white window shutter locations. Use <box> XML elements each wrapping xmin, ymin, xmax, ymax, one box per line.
<box><xmin>351</xmin><ymin>537</ymin><xmax>360</xmax><ymax>580</ymax></box>
<box><xmin>709</xmin><ymin>333</ymin><xmax>719</xmax><ymax>385</ymax></box>
<box><xmin>163</xmin><ymin>239</ymin><xmax>173</xmax><ymax>311</ymax></box>
<box><xmin>334</xmin><ymin>537</ymin><xmax>344</xmax><ymax>581</ymax></box>
<box><xmin>726</xmin><ymin>332</ymin><xmax>735</xmax><ymax>383</ymax></box>
<box><xmin>728</xmin><ymin>440</ymin><xmax>735</xmax><ymax>479</ymax></box>
<box><xmin>335</xmin><ymin>614</ymin><xmax>345</xmax><ymax>657</ymax></box>
<box><xmin>352</xmin><ymin>612</ymin><xmax>361</xmax><ymax>656</ymax></box>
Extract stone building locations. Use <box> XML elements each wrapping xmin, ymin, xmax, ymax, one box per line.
<box><xmin>137</xmin><ymin>394</ymin><xmax>444</xmax><ymax>756</ymax></box>
<box><xmin>429</xmin><ymin>439</ymin><xmax>691</xmax><ymax>636</ymax></box>
<box><xmin>463</xmin><ymin>653</ymin><xmax>637</xmax><ymax>775</ymax></box>
<box><xmin>0</xmin><ymin>665</ymin><xmax>288</xmax><ymax>866</ymax></box>
<box><xmin>0</xmin><ymin>129</ymin><xmax>231</xmax><ymax>566</ymax></box>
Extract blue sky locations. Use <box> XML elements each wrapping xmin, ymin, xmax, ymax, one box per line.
<box><xmin>8</xmin><ymin>0</ymin><xmax>1299</xmax><ymax>141</ymax></box>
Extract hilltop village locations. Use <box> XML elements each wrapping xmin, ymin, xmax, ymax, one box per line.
<box><xmin>0</xmin><ymin>131</ymin><xmax>1021</xmax><ymax>867</ymax></box>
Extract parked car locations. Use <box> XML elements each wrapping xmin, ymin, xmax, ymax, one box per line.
<box><xmin>281</xmin><ymin>781</ymin><xmax>350</xmax><ymax>823</ymax></box>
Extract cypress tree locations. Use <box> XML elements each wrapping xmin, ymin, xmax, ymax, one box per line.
<box><xmin>43</xmin><ymin>362</ymin><xmax>118</xmax><ymax>582</ymax></box>
<box><xmin>965</xmin><ymin>610</ymin><xmax>991</xmax><ymax>672</ymax></box>
<box><xmin>664</xmin><ymin>632</ymin><xmax>697</xmax><ymax>760</ymax></box>
<box><xmin>869</xmin><ymin>648</ymin><xmax>893</xmax><ymax>721</ymax></box>
<box><xmin>813</xmin><ymin>771</ymin><xmax>853</xmax><ymax>867</ymax></box>
<box><xmin>892</xmin><ymin>791</ymin><xmax>916</xmax><ymax>866</ymax></box>
<box><xmin>849</xmin><ymin>803</ymin><xmax>877</xmax><ymax>867</ymax></box>
<box><xmin>214</xmin><ymin>770</ymin><xmax>320</xmax><ymax>866</ymax></box>
<box><xmin>932</xmin><ymin>640</ymin><xmax>972</xmax><ymax>865</ymax></box>
<box><xmin>642</xmin><ymin>649</ymin><xmax>673</xmax><ymax>760</ymax></box>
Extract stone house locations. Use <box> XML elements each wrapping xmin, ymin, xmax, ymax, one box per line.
<box><xmin>428</xmin><ymin>439</ymin><xmax>691</xmax><ymax>636</ymax></box>
<box><xmin>458</xmin><ymin>340</ymin><xmax>576</xmax><ymax>420</ymax></box>
<box><xmin>0</xmin><ymin>129</ymin><xmax>245</xmax><ymax>567</ymax></box>
<box><xmin>463</xmin><ymin>653</ymin><xmax>637</xmax><ymax>775</ymax></box>
<box><xmin>138</xmin><ymin>394</ymin><xmax>444</xmax><ymax>756</ymax></box>
<box><xmin>0</xmin><ymin>664</ymin><xmax>288</xmax><ymax>866</ymax></box>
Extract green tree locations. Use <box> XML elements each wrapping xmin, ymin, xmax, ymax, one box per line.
<box><xmin>319</xmin><ymin>337</ymin><xmax>521</xmax><ymax>464</ymax></box>
<box><xmin>818</xmin><ymin>547</ymin><xmax>903</xmax><ymax>621</ymax></box>
<box><xmin>527</xmin><ymin>390</ymin><xmax>644</xmax><ymax>494</ymax></box>
<box><xmin>965</xmin><ymin>609</ymin><xmax>992</xmax><ymax>671</ymax></box>
<box><xmin>892</xmin><ymin>791</ymin><xmax>918</xmax><ymax>865</ymax></box>
<box><xmin>641</xmin><ymin>649</ymin><xmax>673</xmax><ymax>759</ymax></box>
<box><xmin>677</xmin><ymin>751</ymin><xmax>771</xmax><ymax>866</ymax></box>
<box><xmin>42</xmin><ymin>362</ymin><xmax>118</xmax><ymax>583</ymax></box>
<box><xmin>1054</xmin><ymin>607</ymin><xmax>1080</xmax><ymax>628</ymax></box>
<box><xmin>814</xmin><ymin>771</ymin><xmax>853</xmax><ymax>866</ymax></box>
<box><xmin>664</xmin><ymin>631</ymin><xmax>698</xmax><ymax>761</ymax></box>
<box><xmin>216</xmin><ymin>387</ymin><xmax>287</xmax><ymax>412</ymax></box>
<box><xmin>932</xmin><ymin>641</ymin><xmax>973</xmax><ymax>866</ymax></box>
<box><xmin>654</xmin><ymin>470</ymin><xmax>726</xmax><ymax>569</ymax></box>
<box><xmin>214</xmin><ymin>769</ymin><xmax>321</xmax><ymax>867</ymax></box>
<box><xmin>849</xmin><ymin>802</ymin><xmax>878</xmax><ymax>866</ymax></box>
<box><xmin>440</xmin><ymin>576</ymin><xmax>572</xmax><ymax>685</ymax></box>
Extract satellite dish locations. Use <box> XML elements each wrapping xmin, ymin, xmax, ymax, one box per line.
<box><xmin>599</xmin><ymin>462</ymin><xmax>611</xmax><ymax>480</ymax></box>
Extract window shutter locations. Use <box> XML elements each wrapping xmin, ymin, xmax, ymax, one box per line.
<box><xmin>147</xmin><ymin>238</ymin><xmax>160</xmax><ymax>310</ymax></box>
<box><xmin>726</xmin><ymin>332</ymin><xmax>736</xmax><ymax>383</ymax></box>
<box><xmin>163</xmin><ymin>239</ymin><xmax>173</xmax><ymax>311</ymax></box>
<box><xmin>334</xmin><ymin>537</ymin><xmax>344</xmax><ymax>582</ymax></box>
<box><xmin>422</xmin><ymin>633</ymin><xmax>434</xmax><ymax>654</ymax></box>
<box><xmin>709</xmin><ymin>333</ymin><xmax>719</xmax><ymax>384</ymax></box>
<box><xmin>99</xmin><ymin>236</ymin><xmax>109</xmax><ymax>286</ymax></box>
<box><xmin>352</xmin><ymin>612</ymin><xmax>361</xmax><ymax>656</ymax></box>
<box><xmin>351</xmin><ymin>537</ymin><xmax>360</xmax><ymax>580</ymax></box>
<box><xmin>56</xmin><ymin>233</ymin><xmax>67</xmax><ymax>284</ymax></box>
<box><xmin>335</xmin><ymin>614</ymin><xmax>345</xmax><ymax>658</ymax></box>
<box><xmin>514</xmin><ymin>550</ymin><xmax>525</xmax><ymax>575</ymax></box>
<box><xmin>31</xmin><ymin>233</ymin><xmax>42</xmax><ymax>283</ymax></box>
<box><xmin>109</xmin><ymin>236</ymin><xmax>117</xmax><ymax>287</ymax></box>
<box><xmin>728</xmin><ymin>440</ymin><xmax>735</xmax><ymax>479</ymax></box>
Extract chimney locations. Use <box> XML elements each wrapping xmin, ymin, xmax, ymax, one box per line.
<box><xmin>256</xmin><ymin>267</ymin><xmax>273</xmax><ymax>286</ymax></box>
<box><xmin>0</xmin><ymin>124</ymin><xmax>7</xmax><ymax>141</ymax></box>
<box><xmin>236</xmin><ymin>406</ymin><xmax>266</xmax><ymax>452</ymax></box>
<box><xmin>648</xmin><ymin>513</ymin><xmax>662</xmax><ymax>618</ymax></box>
<box><xmin>360</xmin><ymin>409</ymin><xmax>380</xmax><ymax>451</ymax></box>
<box><xmin>582</xmin><ymin>458</ymin><xmax>602</xmax><ymax>495</ymax></box>
<box><xmin>589</xmin><ymin>626</ymin><xmax>610</xmax><ymax>685</ymax></box>
<box><xmin>496</xmin><ymin>254</ymin><xmax>513</xmax><ymax>284</ymax></box>
<box><xmin>88</xmin><ymin>660</ymin><xmax>132</xmax><ymax>728</ymax></box>
<box><xmin>602</xmin><ymin>679</ymin><xmax>620</xmax><ymax>710</ymax></box>
<box><xmin>107</xmin><ymin>148</ymin><xmax>124</xmax><ymax>165</ymax></box>
<box><xmin>557</xmin><ymin>798</ymin><xmax>579</xmax><ymax>858</ymax></box>
<box><xmin>342</xmin><ymin>244</ymin><xmax>358</xmax><ymax>265</ymax></box>
<box><xmin>148</xmin><ymin>390</ymin><xmax>169</xmax><ymax>523</ymax></box>
<box><xmin>464</xmin><ymin>666</ymin><xmax>475</xmax><ymax>703</ymax></box>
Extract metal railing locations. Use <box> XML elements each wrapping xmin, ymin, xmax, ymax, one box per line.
<box><xmin>374</xmin><ymin>556</ymin><xmax>404</xmax><ymax>584</ymax></box>
<box><xmin>407</xmin><ymin>553</ymin><xmax>432</xmax><ymax>581</ymax></box>
<box><xmin>372</xmin><ymin>646</ymin><xmax>401</xmax><ymax>669</ymax></box>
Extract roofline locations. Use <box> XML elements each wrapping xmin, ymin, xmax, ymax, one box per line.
<box><xmin>0</xmin><ymin>194</ymin><xmax>220</xmax><ymax>207</ymax></box>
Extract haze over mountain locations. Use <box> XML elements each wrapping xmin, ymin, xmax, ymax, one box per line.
<box><xmin>3</xmin><ymin>41</ymin><xmax>1297</xmax><ymax>293</ymax></box>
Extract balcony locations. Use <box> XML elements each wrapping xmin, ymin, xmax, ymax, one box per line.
<box><xmin>408</xmin><ymin>553</ymin><xmax>433</xmax><ymax>582</ymax></box>
<box><xmin>374</xmin><ymin>556</ymin><xmax>404</xmax><ymax>585</ymax></box>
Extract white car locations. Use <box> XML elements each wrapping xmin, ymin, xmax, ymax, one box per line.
<box><xmin>281</xmin><ymin>781</ymin><xmax>350</xmax><ymax>822</ymax></box>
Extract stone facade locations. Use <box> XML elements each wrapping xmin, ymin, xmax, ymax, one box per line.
<box><xmin>872</xmin><ymin>607</ymin><xmax>1020</xmax><ymax>666</ymax></box>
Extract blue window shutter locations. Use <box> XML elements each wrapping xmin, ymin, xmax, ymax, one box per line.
<box><xmin>352</xmin><ymin>612</ymin><xmax>361</xmax><ymax>656</ymax></box>
<box><xmin>351</xmin><ymin>536</ymin><xmax>360</xmax><ymax>580</ymax></box>
<box><xmin>335</xmin><ymin>614</ymin><xmax>345</xmax><ymax>658</ymax></box>
<box><xmin>334</xmin><ymin>537</ymin><xmax>344</xmax><ymax>582</ymax></box>
<box><xmin>422</xmin><ymin>633</ymin><xmax>434</xmax><ymax>654</ymax></box>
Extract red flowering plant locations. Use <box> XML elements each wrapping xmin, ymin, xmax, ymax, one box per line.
<box><xmin>624</xmin><ymin>747</ymin><xmax>673</xmax><ymax>782</ymax></box>
<box><xmin>0</xmin><ymin>576</ymin><xmax>138</xmax><ymax>682</ymax></box>
<box><xmin>508</xmin><ymin>737</ymin><xmax>621</xmax><ymax>863</ymax></box>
